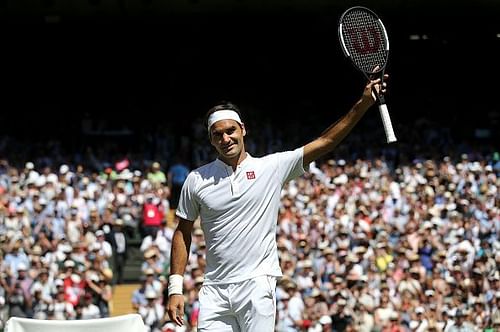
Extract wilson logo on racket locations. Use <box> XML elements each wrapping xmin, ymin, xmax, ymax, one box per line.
<box><xmin>338</xmin><ymin>6</ymin><xmax>397</xmax><ymax>144</ymax></box>
<box><xmin>347</xmin><ymin>27</ymin><xmax>381</xmax><ymax>55</ymax></box>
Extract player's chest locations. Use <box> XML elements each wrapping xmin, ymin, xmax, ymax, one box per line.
<box><xmin>198</xmin><ymin>167</ymin><xmax>273</xmax><ymax>213</ymax></box>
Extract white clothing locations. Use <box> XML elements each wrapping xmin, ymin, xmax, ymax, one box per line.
<box><xmin>5</xmin><ymin>314</ymin><xmax>146</xmax><ymax>332</ymax></box>
<box><xmin>139</xmin><ymin>303</ymin><xmax>165</xmax><ymax>331</ymax></box>
<box><xmin>98</xmin><ymin>240</ymin><xmax>113</xmax><ymax>258</ymax></box>
<box><xmin>197</xmin><ymin>275</ymin><xmax>276</xmax><ymax>332</ymax></box>
<box><xmin>81</xmin><ymin>303</ymin><xmax>101</xmax><ymax>319</ymax></box>
<box><xmin>140</xmin><ymin>234</ymin><xmax>169</xmax><ymax>257</ymax></box>
<box><xmin>176</xmin><ymin>148</ymin><xmax>305</xmax><ymax>284</ymax></box>
<box><xmin>287</xmin><ymin>293</ymin><xmax>305</xmax><ymax>324</ymax></box>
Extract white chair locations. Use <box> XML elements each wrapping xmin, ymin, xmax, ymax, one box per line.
<box><xmin>5</xmin><ymin>314</ymin><xmax>147</xmax><ymax>332</ymax></box>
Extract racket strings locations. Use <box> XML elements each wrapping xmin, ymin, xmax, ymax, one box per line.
<box><xmin>341</xmin><ymin>10</ymin><xmax>388</xmax><ymax>73</ymax></box>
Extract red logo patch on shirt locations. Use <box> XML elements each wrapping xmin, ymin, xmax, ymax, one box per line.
<box><xmin>246</xmin><ymin>171</ymin><xmax>256</xmax><ymax>180</ymax></box>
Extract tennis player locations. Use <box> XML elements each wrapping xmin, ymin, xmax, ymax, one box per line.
<box><xmin>167</xmin><ymin>76</ymin><xmax>387</xmax><ymax>331</ymax></box>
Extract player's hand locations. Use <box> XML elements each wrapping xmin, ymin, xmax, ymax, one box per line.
<box><xmin>372</xmin><ymin>74</ymin><xmax>388</xmax><ymax>97</ymax></box>
<box><xmin>362</xmin><ymin>67</ymin><xmax>388</xmax><ymax>107</ymax></box>
<box><xmin>167</xmin><ymin>294</ymin><xmax>185</xmax><ymax>326</ymax></box>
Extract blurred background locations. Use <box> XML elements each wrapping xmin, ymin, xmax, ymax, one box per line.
<box><xmin>0</xmin><ymin>0</ymin><xmax>499</xmax><ymax>163</ymax></box>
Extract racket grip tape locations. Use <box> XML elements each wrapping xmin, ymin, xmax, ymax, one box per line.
<box><xmin>378</xmin><ymin>103</ymin><xmax>397</xmax><ymax>143</ymax></box>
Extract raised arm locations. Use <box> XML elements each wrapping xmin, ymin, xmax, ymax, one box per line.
<box><xmin>303</xmin><ymin>77</ymin><xmax>386</xmax><ymax>167</ymax></box>
<box><xmin>167</xmin><ymin>217</ymin><xmax>194</xmax><ymax>326</ymax></box>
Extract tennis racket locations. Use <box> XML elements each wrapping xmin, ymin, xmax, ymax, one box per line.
<box><xmin>338</xmin><ymin>6</ymin><xmax>397</xmax><ymax>143</ymax></box>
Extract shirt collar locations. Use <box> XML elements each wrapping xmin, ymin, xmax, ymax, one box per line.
<box><xmin>215</xmin><ymin>153</ymin><xmax>253</xmax><ymax>171</ymax></box>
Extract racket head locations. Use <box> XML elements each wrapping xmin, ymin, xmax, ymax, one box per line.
<box><xmin>338</xmin><ymin>6</ymin><xmax>389</xmax><ymax>79</ymax></box>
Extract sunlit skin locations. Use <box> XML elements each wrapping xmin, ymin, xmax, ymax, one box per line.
<box><xmin>209</xmin><ymin>119</ymin><xmax>247</xmax><ymax>170</ymax></box>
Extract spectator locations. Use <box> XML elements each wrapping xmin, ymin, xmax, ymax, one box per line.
<box><xmin>109</xmin><ymin>218</ymin><xmax>128</xmax><ymax>284</ymax></box>
<box><xmin>167</xmin><ymin>156</ymin><xmax>190</xmax><ymax>210</ymax></box>
<box><xmin>139</xmin><ymin>290</ymin><xmax>165</xmax><ymax>332</ymax></box>
<box><xmin>141</xmin><ymin>194</ymin><xmax>165</xmax><ymax>238</ymax></box>
<box><xmin>147</xmin><ymin>162</ymin><xmax>167</xmax><ymax>187</ymax></box>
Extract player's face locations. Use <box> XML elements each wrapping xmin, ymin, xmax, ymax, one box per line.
<box><xmin>210</xmin><ymin>120</ymin><xmax>246</xmax><ymax>162</ymax></box>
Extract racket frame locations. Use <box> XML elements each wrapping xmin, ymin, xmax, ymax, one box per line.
<box><xmin>338</xmin><ymin>6</ymin><xmax>396</xmax><ymax>143</ymax></box>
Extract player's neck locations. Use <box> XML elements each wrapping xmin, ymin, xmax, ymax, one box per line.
<box><xmin>219</xmin><ymin>148</ymin><xmax>247</xmax><ymax>171</ymax></box>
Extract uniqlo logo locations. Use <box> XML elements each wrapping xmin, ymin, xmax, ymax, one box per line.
<box><xmin>246</xmin><ymin>171</ymin><xmax>256</xmax><ymax>180</ymax></box>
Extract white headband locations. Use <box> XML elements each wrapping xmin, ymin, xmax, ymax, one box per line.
<box><xmin>207</xmin><ymin>110</ymin><xmax>242</xmax><ymax>131</ymax></box>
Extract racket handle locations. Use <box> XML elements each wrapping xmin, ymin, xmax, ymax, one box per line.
<box><xmin>378</xmin><ymin>103</ymin><xmax>397</xmax><ymax>143</ymax></box>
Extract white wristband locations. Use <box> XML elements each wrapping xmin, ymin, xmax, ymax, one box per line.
<box><xmin>168</xmin><ymin>274</ymin><xmax>184</xmax><ymax>296</ymax></box>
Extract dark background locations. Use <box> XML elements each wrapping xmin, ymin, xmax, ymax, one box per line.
<box><xmin>1</xmin><ymin>0</ymin><xmax>499</xmax><ymax>147</ymax></box>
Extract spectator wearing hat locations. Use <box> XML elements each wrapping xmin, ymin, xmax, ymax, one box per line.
<box><xmin>296</xmin><ymin>259</ymin><xmax>315</xmax><ymax>292</ymax></box>
<box><xmin>331</xmin><ymin>247</ymin><xmax>347</xmax><ymax>274</ymax></box>
<box><xmin>407</xmin><ymin>252</ymin><xmax>426</xmax><ymax>282</ymax></box>
<box><xmin>301</xmin><ymin>290</ymin><xmax>320</xmax><ymax>329</ymax></box>
<box><xmin>275</xmin><ymin>286</ymin><xmax>294</xmax><ymax>332</ymax></box>
<box><xmin>86</xmin><ymin>273</ymin><xmax>112</xmax><ymax>318</ymax></box>
<box><xmin>30</xmin><ymin>268</ymin><xmax>53</xmax><ymax>306</ymax></box>
<box><xmin>277</xmin><ymin>255</ymin><xmax>293</xmax><ymax>281</ymax></box>
<box><xmin>353</xmin><ymin>300</ymin><xmax>375</xmax><ymax>332</ymax></box>
<box><xmin>310</xmin><ymin>315</ymin><xmax>332</xmax><ymax>332</ymax></box>
<box><xmin>398</xmin><ymin>266</ymin><xmax>422</xmax><ymax>296</ymax></box>
<box><xmin>66</xmin><ymin>204</ymin><xmax>83</xmax><ymax>245</ymax></box>
<box><xmin>109</xmin><ymin>218</ymin><xmax>128</xmax><ymax>284</ymax></box>
<box><xmin>140</xmin><ymin>228</ymin><xmax>169</xmax><ymax>263</ymax></box>
<box><xmin>6</xmin><ymin>276</ymin><xmax>30</xmax><ymax>318</ymax></box>
<box><xmin>80</xmin><ymin>292</ymin><xmax>101</xmax><ymax>319</ymax></box>
<box><xmin>61</xmin><ymin>259</ymin><xmax>76</xmax><ymax>279</ymax></box>
<box><xmin>11</xmin><ymin>262</ymin><xmax>33</xmax><ymax>310</ymax></box>
<box><xmin>470</xmin><ymin>297</ymin><xmax>488</xmax><ymax>329</ymax></box>
<box><xmin>448</xmin><ymin>234</ymin><xmax>476</xmax><ymax>272</ymax></box>
<box><xmin>69</xmin><ymin>242</ymin><xmax>87</xmax><ymax>268</ymax></box>
<box><xmin>132</xmin><ymin>276</ymin><xmax>148</xmax><ymax>311</ymax></box>
<box><xmin>374</xmin><ymin>295</ymin><xmax>396</xmax><ymax>331</ymax></box>
<box><xmin>94</xmin><ymin>230</ymin><xmax>113</xmax><ymax>260</ymax></box>
<box><xmin>141</xmin><ymin>194</ymin><xmax>165</xmax><ymax>238</ymax></box>
<box><xmin>318</xmin><ymin>247</ymin><xmax>336</xmax><ymax>284</ymax></box>
<box><xmin>281</xmin><ymin>280</ymin><xmax>306</xmax><ymax>332</ymax></box>
<box><xmin>64</xmin><ymin>273</ymin><xmax>86</xmax><ymax>307</ymax></box>
<box><xmin>375</xmin><ymin>242</ymin><xmax>393</xmax><ymax>273</ymax></box>
<box><xmin>437</xmin><ymin>307</ymin><xmax>452</xmax><ymax>331</ymax></box>
<box><xmin>331</xmin><ymin>297</ymin><xmax>353</xmax><ymax>332</ymax></box>
<box><xmin>345</xmin><ymin>253</ymin><xmax>364</xmax><ymax>287</ymax></box>
<box><xmin>311</xmin><ymin>288</ymin><xmax>329</xmax><ymax>320</ymax></box>
<box><xmin>141</xmin><ymin>248</ymin><xmax>164</xmax><ymax>276</ymax></box>
<box><xmin>139</xmin><ymin>289</ymin><xmax>165</xmax><ymax>332</ymax></box>
<box><xmin>147</xmin><ymin>162</ymin><xmax>167</xmax><ymax>187</ymax></box>
<box><xmin>411</xmin><ymin>306</ymin><xmax>429</xmax><ymax>332</ymax></box>
<box><xmin>4</xmin><ymin>241</ymin><xmax>30</xmax><ymax>278</ymax></box>
<box><xmin>31</xmin><ymin>283</ymin><xmax>49</xmax><ymax>319</ymax></box>
<box><xmin>446</xmin><ymin>309</ymin><xmax>474</xmax><ymax>332</ymax></box>
<box><xmin>52</xmin><ymin>285</ymin><xmax>76</xmax><ymax>320</ymax></box>
<box><xmin>143</xmin><ymin>268</ymin><xmax>163</xmax><ymax>300</ymax></box>
<box><xmin>353</xmin><ymin>245</ymin><xmax>370</xmax><ymax>271</ymax></box>
<box><xmin>384</xmin><ymin>312</ymin><xmax>404</xmax><ymax>332</ymax></box>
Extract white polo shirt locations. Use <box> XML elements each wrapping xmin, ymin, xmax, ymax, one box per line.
<box><xmin>176</xmin><ymin>147</ymin><xmax>305</xmax><ymax>284</ymax></box>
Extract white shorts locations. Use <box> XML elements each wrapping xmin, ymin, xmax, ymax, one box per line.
<box><xmin>197</xmin><ymin>275</ymin><xmax>277</xmax><ymax>332</ymax></box>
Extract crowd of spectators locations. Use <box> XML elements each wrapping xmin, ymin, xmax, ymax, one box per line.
<box><xmin>0</xmin><ymin>112</ymin><xmax>498</xmax><ymax>332</ymax></box>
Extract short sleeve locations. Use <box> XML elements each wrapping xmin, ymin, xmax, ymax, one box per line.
<box><xmin>175</xmin><ymin>172</ymin><xmax>200</xmax><ymax>222</ymax></box>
